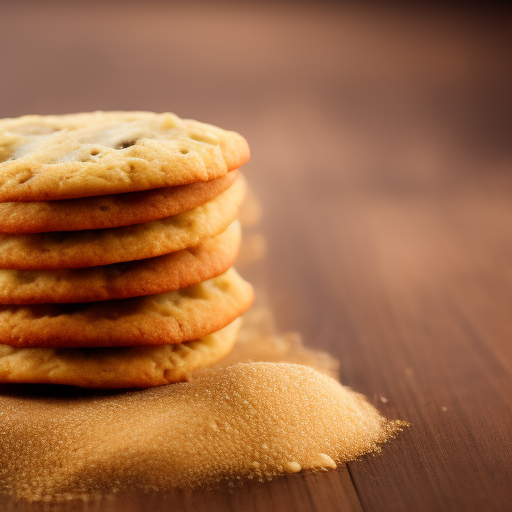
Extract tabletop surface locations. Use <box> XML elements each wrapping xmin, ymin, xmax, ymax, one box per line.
<box><xmin>1</xmin><ymin>3</ymin><xmax>512</xmax><ymax>511</ymax></box>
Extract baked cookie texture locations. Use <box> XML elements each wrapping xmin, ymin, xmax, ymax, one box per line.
<box><xmin>0</xmin><ymin>318</ymin><xmax>241</xmax><ymax>388</ymax></box>
<box><xmin>0</xmin><ymin>111</ymin><xmax>250</xmax><ymax>201</ymax></box>
<box><xmin>0</xmin><ymin>170</ymin><xmax>238</xmax><ymax>234</ymax></box>
<box><xmin>0</xmin><ymin>174</ymin><xmax>246</xmax><ymax>269</ymax></box>
<box><xmin>0</xmin><ymin>221</ymin><xmax>241</xmax><ymax>304</ymax></box>
<box><xmin>0</xmin><ymin>111</ymin><xmax>253</xmax><ymax>387</ymax></box>
<box><xmin>0</xmin><ymin>269</ymin><xmax>254</xmax><ymax>348</ymax></box>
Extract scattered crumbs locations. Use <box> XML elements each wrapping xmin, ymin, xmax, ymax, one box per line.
<box><xmin>380</xmin><ymin>396</ymin><xmax>388</xmax><ymax>403</ymax></box>
<box><xmin>284</xmin><ymin>462</ymin><xmax>302</xmax><ymax>474</ymax></box>
<box><xmin>442</xmin><ymin>406</ymin><xmax>448</xmax><ymax>412</ymax></box>
<box><xmin>316</xmin><ymin>453</ymin><xmax>337</xmax><ymax>470</ymax></box>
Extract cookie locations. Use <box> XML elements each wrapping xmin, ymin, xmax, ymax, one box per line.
<box><xmin>0</xmin><ymin>221</ymin><xmax>240</xmax><ymax>304</ymax></box>
<box><xmin>0</xmin><ymin>173</ymin><xmax>246</xmax><ymax>270</ymax></box>
<box><xmin>0</xmin><ymin>111</ymin><xmax>250</xmax><ymax>201</ymax></box>
<box><xmin>0</xmin><ymin>318</ymin><xmax>241</xmax><ymax>388</ymax></box>
<box><xmin>0</xmin><ymin>171</ymin><xmax>238</xmax><ymax>234</ymax></box>
<box><xmin>0</xmin><ymin>268</ymin><xmax>253</xmax><ymax>348</ymax></box>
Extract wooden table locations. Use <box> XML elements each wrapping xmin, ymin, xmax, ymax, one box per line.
<box><xmin>1</xmin><ymin>3</ymin><xmax>512</xmax><ymax>511</ymax></box>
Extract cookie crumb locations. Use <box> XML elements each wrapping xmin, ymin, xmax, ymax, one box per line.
<box><xmin>284</xmin><ymin>462</ymin><xmax>301</xmax><ymax>473</ymax></box>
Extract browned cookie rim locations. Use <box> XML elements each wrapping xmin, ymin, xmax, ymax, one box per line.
<box><xmin>0</xmin><ymin>174</ymin><xmax>246</xmax><ymax>270</ymax></box>
<box><xmin>0</xmin><ymin>318</ymin><xmax>242</xmax><ymax>388</ymax></box>
<box><xmin>0</xmin><ymin>268</ymin><xmax>254</xmax><ymax>348</ymax></box>
<box><xmin>0</xmin><ymin>221</ymin><xmax>241</xmax><ymax>304</ymax></box>
<box><xmin>0</xmin><ymin>171</ymin><xmax>238</xmax><ymax>234</ymax></box>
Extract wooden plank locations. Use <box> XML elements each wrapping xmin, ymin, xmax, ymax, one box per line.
<box><xmin>0</xmin><ymin>467</ymin><xmax>363</xmax><ymax>512</ymax></box>
<box><xmin>258</xmin><ymin>170</ymin><xmax>512</xmax><ymax>512</ymax></box>
<box><xmin>339</xmin><ymin>191</ymin><xmax>512</xmax><ymax>512</ymax></box>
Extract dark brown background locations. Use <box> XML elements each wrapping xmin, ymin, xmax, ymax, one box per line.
<box><xmin>1</xmin><ymin>2</ymin><xmax>512</xmax><ymax>511</ymax></box>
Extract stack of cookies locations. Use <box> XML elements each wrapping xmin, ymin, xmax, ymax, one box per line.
<box><xmin>0</xmin><ymin>112</ymin><xmax>253</xmax><ymax>388</ymax></box>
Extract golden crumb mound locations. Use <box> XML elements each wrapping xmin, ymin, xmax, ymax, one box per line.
<box><xmin>0</xmin><ymin>221</ymin><xmax>241</xmax><ymax>304</ymax></box>
<box><xmin>0</xmin><ymin>319</ymin><xmax>241</xmax><ymax>388</ymax></box>
<box><xmin>0</xmin><ymin>174</ymin><xmax>246</xmax><ymax>270</ymax></box>
<box><xmin>0</xmin><ymin>171</ymin><xmax>238</xmax><ymax>234</ymax></box>
<box><xmin>0</xmin><ymin>362</ymin><xmax>406</xmax><ymax>501</ymax></box>
<box><xmin>0</xmin><ymin>269</ymin><xmax>254</xmax><ymax>348</ymax></box>
<box><xmin>0</xmin><ymin>111</ymin><xmax>250</xmax><ymax>201</ymax></box>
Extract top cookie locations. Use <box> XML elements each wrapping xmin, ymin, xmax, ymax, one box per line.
<box><xmin>0</xmin><ymin>111</ymin><xmax>250</xmax><ymax>201</ymax></box>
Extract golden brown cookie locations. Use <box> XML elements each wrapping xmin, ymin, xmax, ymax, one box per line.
<box><xmin>0</xmin><ymin>112</ymin><xmax>250</xmax><ymax>201</ymax></box>
<box><xmin>0</xmin><ymin>171</ymin><xmax>238</xmax><ymax>234</ymax></box>
<box><xmin>0</xmin><ymin>268</ymin><xmax>253</xmax><ymax>348</ymax></box>
<box><xmin>0</xmin><ymin>221</ymin><xmax>240</xmax><ymax>304</ymax></box>
<box><xmin>0</xmin><ymin>174</ymin><xmax>246</xmax><ymax>270</ymax></box>
<box><xmin>0</xmin><ymin>318</ymin><xmax>241</xmax><ymax>388</ymax></box>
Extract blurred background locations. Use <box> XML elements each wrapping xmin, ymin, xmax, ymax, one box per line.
<box><xmin>2</xmin><ymin>3</ymin><xmax>512</xmax><ymax>511</ymax></box>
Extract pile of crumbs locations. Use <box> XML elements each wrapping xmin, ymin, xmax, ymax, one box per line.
<box><xmin>0</xmin><ymin>360</ymin><xmax>406</xmax><ymax>502</ymax></box>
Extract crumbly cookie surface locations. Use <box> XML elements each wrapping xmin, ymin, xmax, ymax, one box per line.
<box><xmin>0</xmin><ymin>171</ymin><xmax>238</xmax><ymax>234</ymax></box>
<box><xmin>0</xmin><ymin>111</ymin><xmax>250</xmax><ymax>201</ymax></box>
<box><xmin>0</xmin><ymin>174</ymin><xmax>246</xmax><ymax>269</ymax></box>
<box><xmin>0</xmin><ymin>318</ymin><xmax>241</xmax><ymax>388</ymax></box>
<box><xmin>0</xmin><ymin>221</ymin><xmax>240</xmax><ymax>304</ymax></box>
<box><xmin>0</xmin><ymin>269</ymin><xmax>253</xmax><ymax>348</ymax></box>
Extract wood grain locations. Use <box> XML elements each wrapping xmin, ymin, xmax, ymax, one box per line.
<box><xmin>1</xmin><ymin>2</ymin><xmax>512</xmax><ymax>511</ymax></box>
